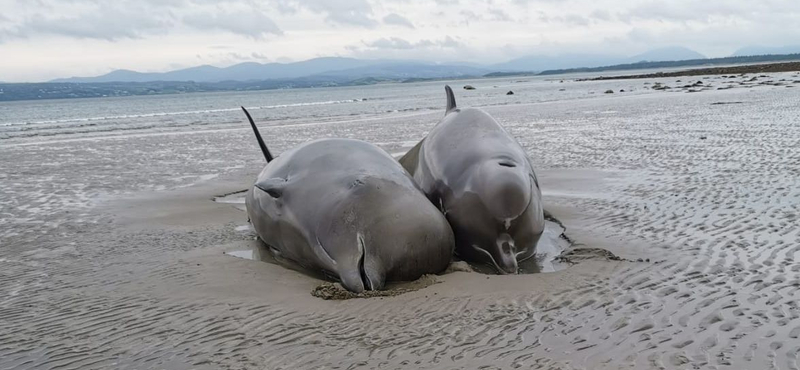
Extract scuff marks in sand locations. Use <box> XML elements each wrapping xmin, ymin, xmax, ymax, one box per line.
<box><xmin>3</xmin><ymin>75</ymin><xmax>800</xmax><ymax>369</ymax></box>
<box><xmin>311</xmin><ymin>275</ymin><xmax>441</xmax><ymax>300</ymax></box>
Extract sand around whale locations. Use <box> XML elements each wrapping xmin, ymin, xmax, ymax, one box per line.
<box><xmin>8</xmin><ymin>70</ymin><xmax>797</xmax><ymax>369</ymax></box>
<box><xmin>221</xmin><ymin>191</ymin><xmax>583</xmax><ymax>300</ymax></box>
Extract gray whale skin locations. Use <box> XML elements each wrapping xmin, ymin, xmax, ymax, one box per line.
<box><xmin>399</xmin><ymin>86</ymin><xmax>545</xmax><ymax>274</ymax></box>
<box><xmin>241</xmin><ymin>108</ymin><xmax>454</xmax><ymax>293</ymax></box>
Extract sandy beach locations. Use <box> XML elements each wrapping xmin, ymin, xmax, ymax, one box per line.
<box><xmin>2</xmin><ymin>74</ymin><xmax>800</xmax><ymax>369</ymax></box>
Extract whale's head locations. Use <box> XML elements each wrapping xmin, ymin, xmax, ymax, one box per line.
<box><xmin>318</xmin><ymin>176</ymin><xmax>454</xmax><ymax>293</ymax></box>
<box><xmin>443</xmin><ymin>157</ymin><xmax>544</xmax><ymax>274</ymax></box>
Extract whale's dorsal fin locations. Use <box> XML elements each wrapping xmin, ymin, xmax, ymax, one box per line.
<box><xmin>241</xmin><ymin>106</ymin><xmax>274</xmax><ymax>163</ymax></box>
<box><xmin>444</xmin><ymin>85</ymin><xmax>457</xmax><ymax>114</ymax></box>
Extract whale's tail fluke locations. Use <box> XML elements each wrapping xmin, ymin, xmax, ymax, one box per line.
<box><xmin>241</xmin><ymin>106</ymin><xmax>274</xmax><ymax>162</ymax></box>
<box><xmin>444</xmin><ymin>85</ymin><xmax>457</xmax><ymax>114</ymax></box>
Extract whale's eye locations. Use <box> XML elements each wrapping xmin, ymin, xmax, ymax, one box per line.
<box><xmin>498</xmin><ymin>162</ymin><xmax>516</xmax><ymax>168</ymax></box>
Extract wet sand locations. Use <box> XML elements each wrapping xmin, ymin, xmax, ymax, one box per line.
<box><xmin>2</xmin><ymin>74</ymin><xmax>800</xmax><ymax>369</ymax></box>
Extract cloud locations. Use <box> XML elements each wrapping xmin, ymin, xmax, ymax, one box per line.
<box><xmin>357</xmin><ymin>36</ymin><xmax>464</xmax><ymax>51</ymax></box>
<box><xmin>275</xmin><ymin>0</ymin><xmax>378</xmax><ymax>27</ymax></box>
<box><xmin>5</xmin><ymin>0</ymin><xmax>800</xmax><ymax>82</ymax></box>
<box><xmin>183</xmin><ymin>10</ymin><xmax>282</xmax><ymax>38</ymax></box>
<box><xmin>617</xmin><ymin>1</ymin><xmax>800</xmax><ymax>24</ymax></box>
<box><xmin>590</xmin><ymin>9</ymin><xmax>612</xmax><ymax>21</ymax></box>
<box><xmin>364</xmin><ymin>37</ymin><xmax>414</xmax><ymax>49</ymax></box>
<box><xmin>439</xmin><ymin>36</ymin><xmax>463</xmax><ymax>48</ymax></box>
<box><xmin>487</xmin><ymin>8</ymin><xmax>513</xmax><ymax>22</ymax></box>
<box><xmin>0</xmin><ymin>1</ymin><xmax>283</xmax><ymax>42</ymax></box>
<box><xmin>13</xmin><ymin>7</ymin><xmax>171</xmax><ymax>41</ymax></box>
<box><xmin>383</xmin><ymin>13</ymin><xmax>415</xmax><ymax>28</ymax></box>
<box><xmin>562</xmin><ymin>14</ymin><xmax>590</xmax><ymax>26</ymax></box>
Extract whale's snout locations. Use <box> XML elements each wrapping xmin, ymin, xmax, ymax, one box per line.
<box><xmin>495</xmin><ymin>233</ymin><xmax>520</xmax><ymax>274</ymax></box>
<box><xmin>337</xmin><ymin>234</ymin><xmax>386</xmax><ymax>293</ymax></box>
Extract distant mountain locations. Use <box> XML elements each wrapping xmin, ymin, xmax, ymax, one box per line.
<box><xmin>490</xmin><ymin>53</ymin><xmax>622</xmax><ymax>73</ymax></box>
<box><xmin>43</xmin><ymin>45</ymin><xmax>794</xmax><ymax>85</ymax></box>
<box><xmin>626</xmin><ymin>47</ymin><xmax>706</xmax><ymax>63</ymax></box>
<box><xmin>313</xmin><ymin>63</ymin><xmax>488</xmax><ymax>79</ymax></box>
<box><xmin>51</xmin><ymin>58</ymin><xmax>486</xmax><ymax>83</ymax></box>
<box><xmin>490</xmin><ymin>47</ymin><xmax>705</xmax><ymax>72</ymax></box>
<box><xmin>52</xmin><ymin>57</ymin><xmax>386</xmax><ymax>83</ymax></box>
<box><xmin>732</xmin><ymin>45</ymin><xmax>800</xmax><ymax>57</ymax></box>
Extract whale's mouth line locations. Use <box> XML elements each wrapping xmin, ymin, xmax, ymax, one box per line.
<box><xmin>357</xmin><ymin>233</ymin><xmax>374</xmax><ymax>291</ymax></box>
<box><xmin>471</xmin><ymin>244</ymin><xmax>513</xmax><ymax>275</ymax></box>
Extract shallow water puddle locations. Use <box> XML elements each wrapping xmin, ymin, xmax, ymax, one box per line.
<box><xmin>225</xmin><ymin>219</ymin><xmax>570</xmax><ymax>274</ymax></box>
<box><xmin>466</xmin><ymin>219</ymin><xmax>570</xmax><ymax>274</ymax></box>
<box><xmin>217</xmin><ymin>188</ymin><xmax>570</xmax><ymax>274</ymax></box>
<box><xmin>225</xmin><ymin>242</ymin><xmax>287</xmax><ymax>265</ymax></box>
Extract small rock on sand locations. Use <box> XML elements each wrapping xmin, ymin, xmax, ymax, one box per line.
<box><xmin>605</xmin><ymin>89</ymin><xmax>614</xmax><ymax>94</ymax></box>
<box><xmin>463</xmin><ymin>85</ymin><xmax>476</xmax><ymax>90</ymax></box>
<box><xmin>506</xmin><ymin>90</ymin><xmax>514</xmax><ymax>95</ymax></box>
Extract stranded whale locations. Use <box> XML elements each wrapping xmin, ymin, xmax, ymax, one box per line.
<box><xmin>399</xmin><ymin>86</ymin><xmax>544</xmax><ymax>274</ymax></box>
<box><xmin>241</xmin><ymin>107</ymin><xmax>454</xmax><ymax>292</ymax></box>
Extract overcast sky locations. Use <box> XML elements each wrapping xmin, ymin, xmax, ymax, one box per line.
<box><xmin>1</xmin><ymin>0</ymin><xmax>800</xmax><ymax>82</ymax></box>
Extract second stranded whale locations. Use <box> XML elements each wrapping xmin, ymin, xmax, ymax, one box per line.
<box><xmin>240</xmin><ymin>107</ymin><xmax>454</xmax><ymax>293</ymax></box>
<box><xmin>400</xmin><ymin>86</ymin><xmax>545</xmax><ymax>274</ymax></box>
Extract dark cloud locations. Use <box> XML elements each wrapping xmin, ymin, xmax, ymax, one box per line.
<box><xmin>383</xmin><ymin>13</ymin><xmax>415</xmax><ymax>28</ymax></box>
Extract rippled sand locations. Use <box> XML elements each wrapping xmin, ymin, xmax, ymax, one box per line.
<box><xmin>2</xmin><ymin>74</ymin><xmax>799</xmax><ymax>369</ymax></box>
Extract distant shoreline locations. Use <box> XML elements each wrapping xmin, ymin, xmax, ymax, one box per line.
<box><xmin>4</xmin><ymin>53</ymin><xmax>800</xmax><ymax>103</ymax></box>
<box><xmin>0</xmin><ymin>76</ymin><xmax>484</xmax><ymax>103</ymax></box>
<box><xmin>577</xmin><ymin>61</ymin><xmax>800</xmax><ymax>81</ymax></box>
<box><xmin>536</xmin><ymin>53</ymin><xmax>800</xmax><ymax>76</ymax></box>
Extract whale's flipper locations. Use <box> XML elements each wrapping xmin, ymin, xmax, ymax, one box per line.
<box><xmin>241</xmin><ymin>106</ymin><xmax>274</xmax><ymax>162</ymax></box>
<box><xmin>444</xmin><ymin>85</ymin><xmax>457</xmax><ymax>114</ymax></box>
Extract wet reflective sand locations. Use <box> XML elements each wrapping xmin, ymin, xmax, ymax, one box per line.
<box><xmin>224</xmin><ymin>220</ymin><xmax>569</xmax><ymax>276</ymax></box>
<box><xmin>2</xmin><ymin>73</ymin><xmax>800</xmax><ymax>369</ymax></box>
